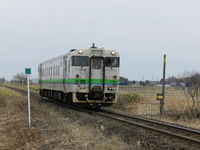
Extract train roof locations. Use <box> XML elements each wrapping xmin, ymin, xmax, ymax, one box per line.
<box><xmin>69</xmin><ymin>47</ymin><xmax>120</xmax><ymax>57</ymax></box>
<box><xmin>40</xmin><ymin>55</ymin><xmax>65</xmax><ymax>65</ymax></box>
<box><xmin>39</xmin><ymin>45</ymin><xmax>119</xmax><ymax>65</ymax></box>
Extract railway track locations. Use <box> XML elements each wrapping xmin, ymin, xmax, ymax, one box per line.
<box><xmin>3</xmin><ymin>85</ymin><xmax>200</xmax><ymax>147</ymax></box>
<box><xmin>98</xmin><ymin>108</ymin><xmax>200</xmax><ymax>145</ymax></box>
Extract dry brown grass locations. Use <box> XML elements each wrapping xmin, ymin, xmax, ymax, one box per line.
<box><xmin>116</xmin><ymin>86</ymin><xmax>200</xmax><ymax>129</ymax></box>
<box><xmin>0</xmin><ymin>87</ymin><xmax>134</xmax><ymax>150</ymax></box>
<box><xmin>0</xmin><ymin>86</ymin><xmax>22</xmax><ymax>107</ymax></box>
<box><xmin>5</xmin><ymin>83</ymin><xmax>39</xmax><ymax>93</ymax></box>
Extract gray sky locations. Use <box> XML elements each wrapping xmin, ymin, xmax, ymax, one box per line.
<box><xmin>1</xmin><ymin>0</ymin><xmax>200</xmax><ymax>81</ymax></box>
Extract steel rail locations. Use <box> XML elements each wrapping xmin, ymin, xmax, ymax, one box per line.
<box><xmin>100</xmin><ymin>108</ymin><xmax>200</xmax><ymax>135</ymax></box>
<box><xmin>99</xmin><ymin>108</ymin><xmax>200</xmax><ymax>145</ymax></box>
<box><xmin>97</xmin><ymin>112</ymin><xmax>200</xmax><ymax>145</ymax></box>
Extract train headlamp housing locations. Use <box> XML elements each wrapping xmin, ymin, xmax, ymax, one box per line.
<box><xmin>108</xmin><ymin>86</ymin><xmax>116</xmax><ymax>91</ymax></box>
<box><xmin>78</xmin><ymin>50</ymin><xmax>83</xmax><ymax>54</ymax></box>
<box><xmin>111</xmin><ymin>51</ymin><xmax>116</xmax><ymax>55</ymax></box>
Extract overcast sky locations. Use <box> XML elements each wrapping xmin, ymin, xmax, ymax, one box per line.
<box><xmin>1</xmin><ymin>0</ymin><xmax>200</xmax><ymax>81</ymax></box>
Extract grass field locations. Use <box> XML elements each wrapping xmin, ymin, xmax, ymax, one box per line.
<box><xmin>0</xmin><ymin>86</ymin><xmax>134</xmax><ymax>149</ymax></box>
<box><xmin>5</xmin><ymin>83</ymin><xmax>39</xmax><ymax>93</ymax></box>
<box><xmin>116</xmin><ymin>86</ymin><xmax>200</xmax><ymax>129</ymax></box>
<box><xmin>2</xmin><ymin>83</ymin><xmax>200</xmax><ymax>130</ymax></box>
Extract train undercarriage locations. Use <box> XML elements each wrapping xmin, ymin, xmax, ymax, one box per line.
<box><xmin>39</xmin><ymin>89</ymin><xmax>116</xmax><ymax>107</ymax></box>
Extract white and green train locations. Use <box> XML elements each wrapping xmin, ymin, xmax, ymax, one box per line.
<box><xmin>38</xmin><ymin>44</ymin><xmax>120</xmax><ymax>107</ymax></box>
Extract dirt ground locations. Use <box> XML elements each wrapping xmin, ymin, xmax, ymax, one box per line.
<box><xmin>0</xmin><ymin>86</ymin><xmax>196</xmax><ymax>150</ymax></box>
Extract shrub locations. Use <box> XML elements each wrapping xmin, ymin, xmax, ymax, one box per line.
<box><xmin>112</xmin><ymin>92</ymin><xmax>143</xmax><ymax>112</ymax></box>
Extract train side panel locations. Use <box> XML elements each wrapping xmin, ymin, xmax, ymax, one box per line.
<box><xmin>39</xmin><ymin>56</ymin><xmax>66</xmax><ymax>93</ymax></box>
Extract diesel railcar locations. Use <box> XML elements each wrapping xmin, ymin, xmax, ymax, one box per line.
<box><xmin>38</xmin><ymin>44</ymin><xmax>120</xmax><ymax>107</ymax></box>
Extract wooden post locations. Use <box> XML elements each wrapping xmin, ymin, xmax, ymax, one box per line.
<box><xmin>160</xmin><ymin>54</ymin><xmax>166</xmax><ymax>116</ymax></box>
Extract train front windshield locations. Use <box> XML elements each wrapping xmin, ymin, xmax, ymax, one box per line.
<box><xmin>72</xmin><ymin>56</ymin><xmax>89</xmax><ymax>66</ymax></box>
<box><xmin>105</xmin><ymin>57</ymin><xmax>120</xmax><ymax>67</ymax></box>
<box><xmin>72</xmin><ymin>56</ymin><xmax>120</xmax><ymax>67</ymax></box>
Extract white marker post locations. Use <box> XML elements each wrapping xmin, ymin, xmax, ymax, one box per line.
<box><xmin>25</xmin><ymin>68</ymin><xmax>31</xmax><ymax>128</ymax></box>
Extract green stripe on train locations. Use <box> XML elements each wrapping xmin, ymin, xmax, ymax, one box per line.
<box><xmin>38</xmin><ymin>78</ymin><xmax>120</xmax><ymax>84</ymax></box>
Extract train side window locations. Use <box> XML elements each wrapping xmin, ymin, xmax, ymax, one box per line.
<box><xmin>92</xmin><ymin>58</ymin><xmax>102</xmax><ymax>69</ymax></box>
<box><xmin>58</xmin><ymin>66</ymin><xmax>60</xmax><ymax>76</ymax></box>
<box><xmin>55</xmin><ymin>66</ymin><xmax>56</xmax><ymax>76</ymax></box>
<box><xmin>68</xmin><ymin>60</ymin><xmax>70</xmax><ymax>73</ymax></box>
<box><xmin>53</xmin><ymin>66</ymin><xmax>55</xmax><ymax>76</ymax></box>
<box><xmin>64</xmin><ymin>61</ymin><xmax>67</xmax><ymax>75</ymax></box>
<box><xmin>39</xmin><ymin>67</ymin><xmax>41</xmax><ymax>74</ymax></box>
<box><xmin>56</xmin><ymin>66</ymin><xmax>59</xmax><ymax>75</ymax></box>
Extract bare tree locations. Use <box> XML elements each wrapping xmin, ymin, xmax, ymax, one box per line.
<box><xmin>12</xmin><ymin>73</ymin><xmax>27</xmax><ymax>86</ymax></box>
<box><xmin>0</xmin><ymin>77</ymin><xmax>6</xmax><ymax>84</ymax></box>
<box><xmin>182</xmin><ymin>73</ymin><xmax>200</xmax><ymax>117</ymax></box>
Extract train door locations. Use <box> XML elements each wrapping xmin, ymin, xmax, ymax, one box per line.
<box><xmin>89</xmin><ymin>57</ymin><xmax>105</xmax><ymax>92</ymax></box>
<box><xmin>39</xmin><ymin>65</ymin><xmax>42</xmax><ymax>88</ymax></box>
<box><xmin>63</xmin><ymin>56</ymin><xmax>67</xmax><ymax>92</ymax></box>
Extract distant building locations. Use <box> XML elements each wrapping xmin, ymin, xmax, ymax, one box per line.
<box><xmin>178</xmin><ymin>82</ymin><xmax>186</xmax><ymax>87</ymax></box>
<box><xmin>119</xmin><ymin>77</ymin><xmax>128</xmax><ymax>85</ymax></box>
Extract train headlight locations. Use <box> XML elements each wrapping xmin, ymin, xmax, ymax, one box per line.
<box><xmin>108</xmin><ymin>86</ymin><xmax>116</xmax><ymax>90</ymax></box>
<box><xmin>78</xmin><ymin>50</ymin><xmax>83</xmax><ymax>54</ymax></box>
<box><xmin>111</xmin><ymin>51</ymin><xmax>116</xmax><ymax>55</ymax></box>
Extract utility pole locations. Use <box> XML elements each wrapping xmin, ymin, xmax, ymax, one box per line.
<box><xmin>160</xmin><ymin>54</ymin><xmax>166</xmax><ymax>116</ymax></box>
